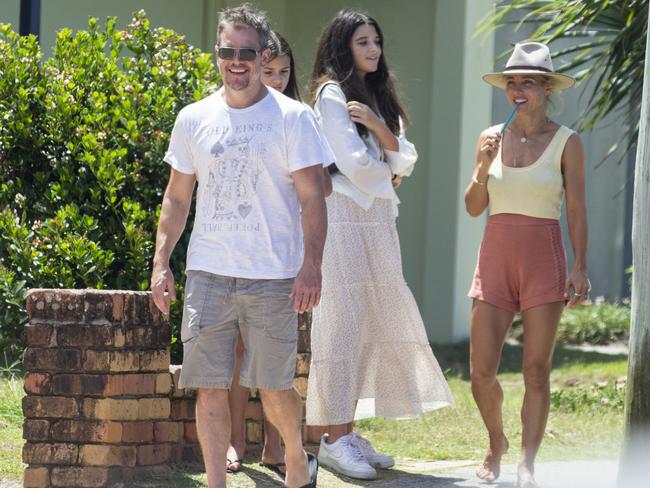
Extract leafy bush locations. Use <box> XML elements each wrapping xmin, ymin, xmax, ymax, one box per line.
<box><xmin>551</xmin><ymin>378</ymin><xmax>626</xmax><ymax>412</ymax></box>
<box><xmin>510</xmin><ymin>299</ymin><xmax>631</xmax><ymax>346</ymax></box>
<box><xmin>556</xmin><ymin>299</ymin><xmax>630</xmax><ymax>345</ymax></box>
<box><xmin>0</xmin><ymin>12</ymin><xmax>220</xmax><ymax>360</ymax></box>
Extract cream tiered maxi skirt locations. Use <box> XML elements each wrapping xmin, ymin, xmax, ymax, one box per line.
<box><xmin>306</xmin><ymin>192</ymin><xmax>453</xmax><ymax>425</ymax></box>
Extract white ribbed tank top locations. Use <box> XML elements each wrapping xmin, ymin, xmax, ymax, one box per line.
<box><xmin>487</xmin><ymin>125</ymin><xmax>574</xmax><ymax>220</ymax></box>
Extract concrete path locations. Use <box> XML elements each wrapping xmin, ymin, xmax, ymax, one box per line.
<box><xmin>371</xmin><ymin>459</ymin><xmax>619</xmax><ymax>487</ymax></box>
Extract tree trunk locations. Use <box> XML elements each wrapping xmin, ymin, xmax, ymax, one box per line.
<box><xmin>618</xmin><ymin>4</ymin><xmax>650</xmax><ymax>487</ymax></box>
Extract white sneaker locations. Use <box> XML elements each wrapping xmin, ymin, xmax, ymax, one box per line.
<box><xmin>318</xmin><ymin>433</ymin><xmax>377</xmax><ymax>480</ymax></box>
<box><xmin>349</xmin><ymin>432</ymin><xmax>395</xmax><ymax>469</ymax></box>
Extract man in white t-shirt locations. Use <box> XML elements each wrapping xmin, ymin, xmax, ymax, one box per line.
<box><xmin>150</xmin><ymin>5</ymin><xmax>329</xmax><ymax>487</ymax></box>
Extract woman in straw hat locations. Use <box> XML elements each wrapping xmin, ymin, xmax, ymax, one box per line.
<box><xmin>465</xmin><ymin>41</ymin><xmax>590</xmax><ymax>488</ymax></box>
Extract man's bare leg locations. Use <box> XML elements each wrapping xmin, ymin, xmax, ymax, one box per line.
<box><xmin>261</xmin><ymin>388</ymin><xmax>310</xmax><ymax>488</ymax></box>
<box><xmin>196</xmin><ymin>388</ymin><xmax>231</xmax><ymax>488</ymax></box>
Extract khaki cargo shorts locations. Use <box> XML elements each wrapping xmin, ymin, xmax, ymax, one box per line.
<box><xmin>178</xmin><ymin>270</ymin><xmax>298</xmax><ymax>390</ymax></box>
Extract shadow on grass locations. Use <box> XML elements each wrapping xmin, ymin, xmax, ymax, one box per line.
<box><xmin>432</xmin><ymin>341</ymin><xmax>627</xmax><ymax>380</ymax></box>
<box><xmin>319</xmin><ymin>466</ymin><xmax>469</xmax><ymax>487</ymax></box>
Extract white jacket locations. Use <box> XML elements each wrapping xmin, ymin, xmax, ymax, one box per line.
<box><xmin>313</xmin><ymin>81</ymin><xmax>418</xmax><ymax>211</ymax></box>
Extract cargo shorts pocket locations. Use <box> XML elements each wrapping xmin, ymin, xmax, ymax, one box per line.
<box><xmin>263</xmin><ymin>279</ymin><xmax>297</xmax><ymax>343</ymax></box>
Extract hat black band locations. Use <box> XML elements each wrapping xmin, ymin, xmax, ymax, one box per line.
<box><xmin>504</xmin><ymin>65</ymin><xmax>552</xmax><ymax>73</ymax></box>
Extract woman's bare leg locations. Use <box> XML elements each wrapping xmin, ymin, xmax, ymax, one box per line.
<box><xmin>518</xmin><ymin>301</ymin><xmax>563</xmax><ymax>487</ymax></box>
<box><xmin>470</xmin><ymin>300</ymin><xmax>515</xmax><ymax>481</ymax></box>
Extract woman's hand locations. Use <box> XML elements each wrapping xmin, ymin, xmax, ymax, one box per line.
<box><xmin>392</xmin><ymin>175</ymin><xmax>402</xmax><ymax>189</ymax></box>
<box><xmin>564</xmin><ymin>269</ymin><xmax>591</xmax><ymax>307</ymax></box>
<box><xmin>477</xmin><ymin>130</ymin><xmax>502</xmax><ymax>167</ymax></box>
<box><xmin>347</xmin><ymin>101</ymin><xmax>381</xmax><ymax>130</ymax></box>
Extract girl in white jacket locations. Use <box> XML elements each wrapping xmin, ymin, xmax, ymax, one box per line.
<box><xmin>305</xmin><ymin>9</ymin><xmax>453</xmax><ymax>481</ymax></box>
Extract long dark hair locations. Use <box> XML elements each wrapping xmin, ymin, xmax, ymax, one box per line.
<box><xmin>309</xmin><ymin>9</ymin><xmax>408</xmax><ymax>138</ymax></box>
<box><xmin>267</xmin><ymin>31</ymin><xmax>301</xmax><ymax>102</ymax></box>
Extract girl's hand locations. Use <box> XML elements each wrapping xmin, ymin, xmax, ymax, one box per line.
<box><xmin>477</xmin><ymin>130</ymin><xmax>501</xmax><ymax>167</ymax></box>
<box><xmin>347</xmin><ymin>101</ymin><xmax>381</xmax><ymax>130</ymax></box>
<box><xmin>564</xmin><ymin>270</ymin><xmax>591</xmax><ymax>307</ymax></box>
<box><xmin>392</xmin><ymin>175</ymin><xmax>402</xmax><ymax>189</ymax></box>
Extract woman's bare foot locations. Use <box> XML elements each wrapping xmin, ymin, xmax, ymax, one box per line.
<box><xmin>226</xmin><ymin>443</ymin><xmax>246</xmax><ymax>473</ymax></box>
<box><xmin>517</xmin><ymin>464</ymin><xmax>540</xmax><ymax>488</ymax></box>
<box><xmin>476</xmin><ymin>435</ymin><xmax>509</xmax><ymax>481</ymax></box>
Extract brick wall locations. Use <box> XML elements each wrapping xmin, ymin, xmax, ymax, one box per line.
<box><xmin>22</xmin><ymin>289</ymin><xmax>315</xmax><ymax>488</ymax></box>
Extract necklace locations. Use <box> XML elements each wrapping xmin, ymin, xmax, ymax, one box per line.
<box><xmin>515</xmin><ymin>117</ymin><xmax>549</xmax><ymax>144</ymax></box>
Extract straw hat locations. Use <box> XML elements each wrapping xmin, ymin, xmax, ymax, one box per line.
<box><xmin>483</xmin><ymin>41</ymin><xmax>575</xmax><ymax>91</ymax></box>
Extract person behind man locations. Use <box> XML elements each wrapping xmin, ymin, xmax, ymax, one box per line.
<box><xmin>150</xmin><ymin>4</ymin><xmax>329</xmax><ymax>487</ymax></box>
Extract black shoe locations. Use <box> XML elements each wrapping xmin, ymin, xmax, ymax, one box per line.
<box><xmin>300</xmin><ymin>453</ymin><xmax>318</xmax><ymax>488</ymax></box>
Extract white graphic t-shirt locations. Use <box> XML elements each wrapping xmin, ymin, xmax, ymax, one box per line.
<box><xmin>164</xmin><ymin>89</ymin><xmax>334</xmax><ymax>279</ymax></box>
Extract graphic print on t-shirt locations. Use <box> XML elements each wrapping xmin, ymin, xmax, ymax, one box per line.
<box><xmin>201</xmin><ymin>132</ymin><xmax>265</xmax><ymax>227</ymax></box>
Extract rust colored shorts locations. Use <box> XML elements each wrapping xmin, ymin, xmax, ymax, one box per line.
<box><xmin>468</xmin><ymin>213</ymin><xmax>567</xmax><ymax>313</ymax></box>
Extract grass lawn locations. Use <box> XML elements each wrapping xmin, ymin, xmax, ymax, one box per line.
<box><xmin>0</xmin><ymin>374</ymin><xmax>24</xmax><ymax>484</ymax></box>
<box><xmin>0</xmin><ymin>343</ymin><xmax>627</xmax><ymax>486</ymax></box>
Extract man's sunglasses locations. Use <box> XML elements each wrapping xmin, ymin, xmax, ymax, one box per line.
<box><xmin>217</xmin><ymin>47</ymin><xmax>260</xmax><ymax>61</ymax></box>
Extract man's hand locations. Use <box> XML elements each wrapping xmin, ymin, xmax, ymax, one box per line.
<box><xmin>150</xmin><ymin>263</ymin><xmax>176</xmax><ymax>316</ymax></box>
<box><xmin>289</xmin><ymin>264</ymin><xmax>322</xmax><ymax>313</ymax></box>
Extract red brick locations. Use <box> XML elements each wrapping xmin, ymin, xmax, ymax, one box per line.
<box><xmin>122</xmin><ymin>374</ymin><xmax>156</xmax><ymax>395</ymax></box>
<box><xmin>112</xmin><ymin>293</ymin><xmax>124</xmax><ymax>322</ymax></box>
<box><xmin>23</xmin><ymin>442</ymin><xmax>78</xmax><ymax>464</ymax></box>
<box><xmin>305</xmin><ymin>425</ymin><xmax>327</xmax><ymax>445</ymax></box>
<box><xmin>25</xmin><ymin>323</ymin><xmax>53</xmax><ymax>346</ymax></box>
<box><xmin>102</xmin><ymin>374</ymin><xmax>159</xmax><ymax>397</ymax></box>
<box><xmin>155</xmin><ymin>372</ymin><xmax>172</xmax><ymax>394</ymax></box>
<box><xmin>50</xmin><ymin>374</ymin><xmax>109</xmax><ymax>396</ymax></box>
<box><xmin>57</xmin><ymin>325</ymin><xmax>113</xmax><ymax>347</ymax></box>
<box><xmin>125</xmin><ymin>327</ymin><xmax>155</xmax><ymax>347</ymax></box>
<box><xmin>50</xmin><ymin>420</ymin><xmax>122</xmax><ymax>443</ymax></box>
<box><xmin>83</xmin><ymin>398</ymin><xmax>139</xmax><ymax>420</ymax></box>
<box><xmin>114</xmin><ymin>327</ymin><xmax>126</xmax><ymax>347</ymax></box>
<box><xmin>120</xmin><ymin>422</ymin><xmax>154</xmax><ymax>443</ymax></box>
<box><xmin>23</xmin><ymin>396</ymin><xmax>79</xmax><ymax>419</ymax></box>
<box><xmin>298</xmin><ymin>311</ymin><xmax>311</xmax><ymax>331</ymax></box>
<box><xmin>79</xmin><ymin>444</ymin><xmax>136</xmax><ymax>467</ymax></box>
<box><xmin>24</xmin><ymin>373</ymin><xmax>52</xmax><ymax>395</ymax></box>
<box><xmin>84</xmin><ymin>292</ymin><xmax>115</xmax><ymax>323</ymax></box>
<box><xmin>297</xmin><ymin>328</ymin><xmax>310</xmax><ymax>353</ymax></box>
<box><xmin>245</xmin><ymin>401</ymin><xmax>263</xmax><ymax>421</ymax></box>
<box><xmin>154</xmin><ymin>421</ymin><xmax>182</xmax><ymax>442</ymax></box>
<box><xmin>23</xmin><ymin>347</ymin><xmax>81</xmax><ymax>371</ymax></box>
<box><xmin>137</xmin><ymin>444</ymin><xmax>172</xmax><ymax>466</ymax></box>
<box><xmin>293</xmin><ymin>377</ymin><xmax>308</xmax><ymax>399</ymax></box>
<box><xmin>246</xmin><ymin>420</ymin><xmax>262</xmax><ymax>444</ymax></box>
<box><xmin>183</xmin><ymin>422</ymin><xmax>198</xmax><ymax>443</ymax></box>
<box><xmin>82</xmin><ymin>350</ymin><xmax>139</xmax><ymax>372</ymax></box>
<box><xmin>23</xmin><ymin>466</ymin><xmax>50</xmax><ymax>488</ymax></box>
<box><xmin>171</xmin><ymin>399</ymin><xmax>195</xmax><ymax>420</ymax></box>
<box><xmin>137</xmin><ymin>398</ymin><xmax>170</xmax><ymax>419</ymax></box>
<box><xmin>50</xmin><ymin>467</ymin><xmax>119</xmax><ymax>487</ymax></box>
<box><xmin>139</xmin><ymin>350</ymin><xmax>170</xmax><ymax>372</ymax></box>
<box><xmin>296</xmin><ymin>353</ymin><xmax>310</xmax><ymax>376</ymax></box>
<box><xmin>23</xmin><ymin>419</ymin><xmax>50</xmax><ymax>441</ymax></box>
<box><xmin>123</xmin><ymin>291</ymin><xmax>160</xmax><ymax>326</ymax></box>
<box><xmin>120</xmin><ymin>465</ymin><xmax>172</xmax><ymax>483</ymax></box>
<box><xmin>26</xmin><ymin>289</ymin><xmax>85</xmax><ymax>323</ymax></box>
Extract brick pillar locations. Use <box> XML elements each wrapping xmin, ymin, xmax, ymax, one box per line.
<box><xmin>22</xmin><ymin>289</ymin><xmax>173</xmax><ymax>488</ymax></box>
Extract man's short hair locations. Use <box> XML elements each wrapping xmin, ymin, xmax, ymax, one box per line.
<box><xmin>217</xmin><ymin>3</ymin><xmax>271</xmax><ymax>50</ymax></box>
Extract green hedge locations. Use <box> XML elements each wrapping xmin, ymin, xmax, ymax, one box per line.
<box><xmin>510</xmin><ymin>299</ymin><xmax>631</xmax><ymax>346</ymax></box>
<box><xmin>0</xmin><ymin>12</ymin><xmax>220</xmax><ymax>360</ymax></box>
